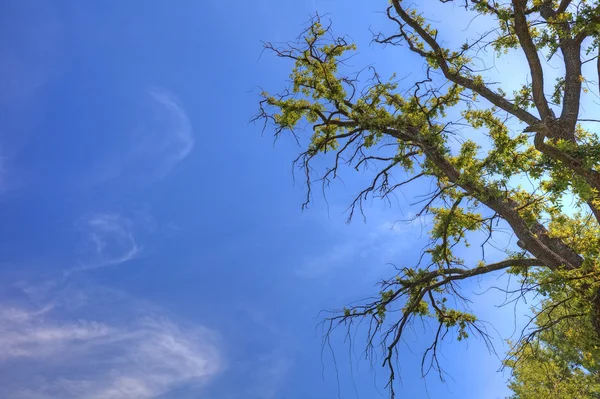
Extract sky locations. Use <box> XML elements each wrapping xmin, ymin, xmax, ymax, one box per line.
<box><xmin>0</xmin><ymin>1</ymin><xmax>537</xmax><ymax>398</ymax></box>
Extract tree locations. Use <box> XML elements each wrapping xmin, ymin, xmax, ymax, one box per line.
<box><xmin>256</xmin><ymin>1</ymin><xmax>600</xmax><ymax>397</ymax></box>
<box><xmin>505</xmin><ymin>292</ymin><xmax>600</xmax><ymax>398</ymax></box>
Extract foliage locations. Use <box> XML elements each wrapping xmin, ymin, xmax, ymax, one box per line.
<box><xmin>506</xmin><ymin>291</ymin><xmax>600</xmax><ymax>398</ymax></box>
<box><xmin>257</xmin><ymin>1</ymin><xmax>600</xmax><ymax>397</ymax></box>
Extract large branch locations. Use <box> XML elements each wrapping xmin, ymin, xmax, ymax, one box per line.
<box><xmin>262</xmin><ymin>10</ymin><xmax>600</xmax><ymax>394</ymax></box>
<box><xmin>556</xmin><ymin>0</ymin><xmax>573</xmax><ymax>15</ymax></box>
<box><xmin>385</xmin><ymin>125</ymin><xmax>584</xmax><ymax>270</ymax></box>
<box><xmin>273</xmin><ymin>6</ymin><xmax>587</xmax><ymax>270</ymax></box>
<box><xmin>327</xmin><ymin>256</ymin><xmax>543</xmax><ymax>396</ymax></box>
<box><xmin>390</xmin><ymin>0</ymin><xmax>540</xmax><ymax>126</ymax></box>
<box><xmin>511</xmin><ymin>0</ymin><xmax>553</xmax><ymax>121</ymax></box>
<box><xmin>460</xmin><ymin>1</ymin><xmax>597</xmax><ymax>224</ymax></box>
<box><xmin>556</xmin><ymin>42</ymin><xmax>583</xmax><ymax>135</ymax></box>
<box><xmin>537</xmin><ymin>2</ymin><xmax>583</xmax><ymax>136</ymax></box>
<box><xmin>532</xmin><ymin>135</ymin><xmax>600</xmax><ymax>192</ymax></box>
<box><xmin>408</xmin><ymin>258</ymin><xmax>543</xmax><ymax>288</ymax></box>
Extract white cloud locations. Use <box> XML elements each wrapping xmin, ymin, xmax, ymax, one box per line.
<box><xmin>0</xmin><ymin>300</ymin><xmax>220</xmax><ymax>399</ymax></box>
<box><xmin>298</xmin><ymin>213</ymin><xmax>431</xmax><ymax>278</ymax></box>
<box><xmin>86</xmin><ymin>87</ymin><xmax>194</xmax><ymax>188</ymax></box>
<box><xmin>137</xmin><ymin>88</ymin><xmax>194</xmax><ymax>179</ymax></box>
<box><xmin>147</xmin><ymin>88</ymin><xmax>194</xmax><ymax>178</ymax></box>
<box><xmin>6</xmin><ymin>222</ymin><xmax>221</xmax><ymax>399</ymax></box>
<box><xmin>86</xmin><ymin>213</ymin><xmax>140</xmax><ymax>263</ymax></box>
<box><xmin>66</xmin><ymin>213</ymin><xmax>141</xmax><ymax>275</ymax></box>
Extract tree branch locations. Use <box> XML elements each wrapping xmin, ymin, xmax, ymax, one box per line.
<box><xmin>390</xmin><ymin>0</ymin><xmax>540</xmax><ymax>126</ymax></box>
<box><xmin>511</xmin><ymin>0</ymin><xmax>553</xmax><ymax>121</ymax></box>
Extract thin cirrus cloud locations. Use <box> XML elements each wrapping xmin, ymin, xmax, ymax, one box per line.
<box><xmin>13</xmin><ymin>212</ymin><xmax>143</xmax><ymax>306</ymax></box>
<box><xmin>0</xmin><ymin>300</ymin><xmax>220</xmax><ymax>399</ymax></box>
<box><xmin>88</xmin><ymin>87</ymin><xmax>194</xmax><ymax>188</ymax></box>
<box><xmin>147</xmin><ymin>87</ymin><xmax>195</xmax><ymax>179</ymax></box>
<box><xmin>65</xmin><ymin>213</ymin><xmax>142</xmax><ymax>275</ymax></box>
<box><xmin>0</xmin><ymin>78</ymin><xmax>207</xmax><ymax>396</ymax></box>
<box><xmin>297</xmin><ymin>213</ymin><xmax>431</xmax><ymax>279</ymax></box>
<box><xmin>0</xmin><ymin>207</ymin><xmax>221</xmax><ymax>399</ymax></box>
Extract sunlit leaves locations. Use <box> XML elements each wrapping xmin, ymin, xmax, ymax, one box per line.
<box><xmin>258</xmin><ymin>1</ymin><xmax>600</xmax><ymax>396</ymax></box>
<box><xmin>507</xmin><ymin>292</ymin><xmax>600</xmax><ymax>399</ymax></box>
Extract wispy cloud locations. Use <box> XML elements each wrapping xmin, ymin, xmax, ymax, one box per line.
<box><xmin>87</xmin><ymin>86</ymin><xmax>194</xmax><ymax>188</ymax></box>
<box><xmin>147</xmin><ymin>87</ymin><xmax>194</xmax><ymax>179</ymax></box>
<box><xmin>0</xmin><ymin>294</ymin><xmax>220</xmax><ymax>399</ymax></box>
<box><xmin>298</xmin><ymin>213</ymin><xmax>431</xmax><ymax>279</ymax></box>
<box><xmin>66</xmin><ymin>213</ymin><xmax>141</xmax><ymax>275</ymax></box>
<box><xmin>1</xmin><ymin>202</ymin><xmax>220</xmax><ymax>398</ymax></box>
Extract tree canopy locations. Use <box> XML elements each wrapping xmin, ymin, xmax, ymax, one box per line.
<box><xmin>257</xmin><ymin>0</ymin><xmax>600</xmax><ymax>397</ymax></box>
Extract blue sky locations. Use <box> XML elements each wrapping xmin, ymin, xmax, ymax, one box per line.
<box><xmin>0</xmin><ymin>1</ymin><xmax>522</xmax><ymax>398</ymax></box>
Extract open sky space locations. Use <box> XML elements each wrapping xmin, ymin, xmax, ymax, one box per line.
<box><xmin>0</xmin><ymin>1</ymin><xmax>535</xmax><ymax>398</ymax></box>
